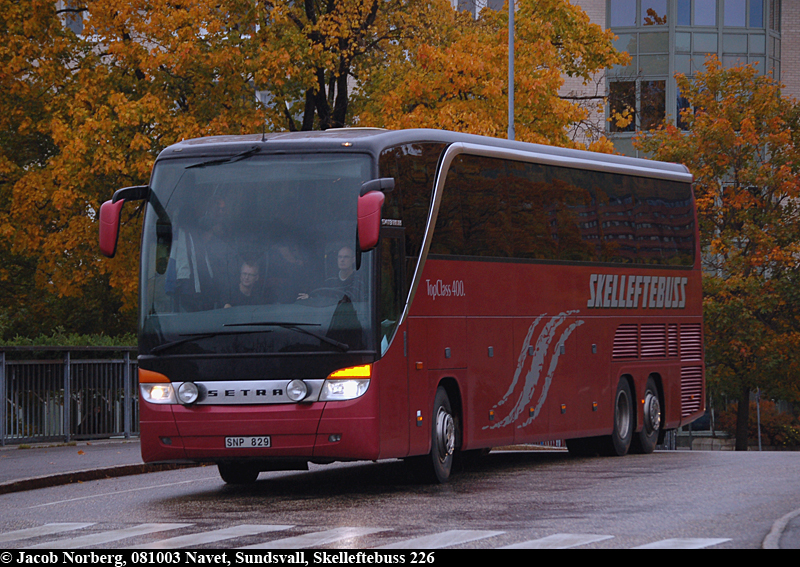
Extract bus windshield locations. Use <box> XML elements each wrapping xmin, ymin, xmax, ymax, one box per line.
<box><xmin>139</xmin><ymin>152</ymin><xmax>375</xmax><ymax>356</ymax></box>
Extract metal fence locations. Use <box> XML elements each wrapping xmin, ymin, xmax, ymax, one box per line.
<box><xmin>1</xmin><ymin>347</ymin><xmax>138</xmax><ymax>446</ymax></box>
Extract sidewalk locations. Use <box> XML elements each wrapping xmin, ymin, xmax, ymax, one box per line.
<box><xmin>0</xmin><ymin>438</ymin><xmax>194</xmax><ymax>495</ymax></box>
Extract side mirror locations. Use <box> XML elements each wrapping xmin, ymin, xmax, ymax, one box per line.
<box><xmin>360</xmin><ymin>177</ymin><xmax>394</xmax><ymax>196</ymax></box>
<box><xmin>98</xmin><ymin>185</ymin><xmax>149</xmax><ymax>258</ymax></box>
<box><xmin>357</xmin><ymin>191</ymin><xmax>385</xmax><ymax>252</ymax></box>
<box><xmin>99</xmin><ymin>199</ymin><xmax>125</xmax><ymax>258</ymax></box>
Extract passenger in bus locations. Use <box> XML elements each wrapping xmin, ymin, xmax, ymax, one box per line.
<box><xmin>166</xmin><ymin>204</ymin><xmax>226</xmax><ymax>311</ymax></box>
<box><xmin>224</xmin><ymin>261</ymin><xmax>262</xmax><ymax>307</ymax></box>
<box><xmin>198</xmin><ymin>197</ymin><xmax>241</xmax><ymax>303</ymax></box>
<box><xmin>327</xmin><ymin>246</ymin><xmax>363</xmax><ymax>301</ymax></box>
<box><xmin>297</xmin><ymin>246</ymin><xmax>363</xmax><ymax>302</ymax></box>
<box><xmin>264</xmin><ymin>242</ymin><xmax>314</xmax><ymax>303</ymax></box>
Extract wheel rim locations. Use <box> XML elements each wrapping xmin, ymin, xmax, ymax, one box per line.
<box><xmin>615</xmin><ymin>388</ymin><xmax>632</xmax><ymax>439</ymax></box>
<box><xmin>643</xmin><ymin>390</ymin><xmax>661</xmax><ymax>435</ymax></box>
<box><xmin>435</xmin><ymin>406</ymin><xmax>455</xmax><ymax>464</ymax></box>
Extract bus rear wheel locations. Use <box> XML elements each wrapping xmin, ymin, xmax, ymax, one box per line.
<box><xmin>600</xmin><ymin>379</ymin><xmax>633</xmax><ymax>456</ymax></box>
<box><xmin>631</xmin><ymin>377</ymin><xmax>661</xmax><ymax>454</ymax></box>
<box><xmin>218</xmin><ymin>463</ymin><xmax>260</xmax><ymax>484</ymax></box>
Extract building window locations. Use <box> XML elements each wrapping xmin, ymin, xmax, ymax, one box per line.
<box><xmin>769</xmin><ymin>0</ymin><xmax>781</xmax><ymax>31</ymax></box>
<box><xmin>725</xmin><ymin>0</ymin><xmax>747</xmax><ymax>27</ymax></box>
<box><xmin>607</xmin><ymin>0</ymin><xmax>779</xmax><ymax>141</ymax></box>
<box><xmin>61</xmin><ymin>0</ymin><xmax>84</xmax><ymax>35</ymax></box>
<box><xmin>751</xmin><ymin>0</ymin><xmax>765</xmax><ymax>27</ymax></box>
<box><xmin>610</xmin><ymin>0</ymin><xmax>637</xmax><ymax>27</ymax></box>
<box><xmin>642</xmin><ymin>0</ymin><xmax>668</xmax><ymax>25</ymax></box>
<box><xmin>609</xmin><ymin>81</ymin><xmax>637</xmax><ymax>132</ymax></box>
<box><xmin>694</xmin><ymin>0</ymin><xmax>717</xmax><ymax>26</ymax></box>
<box><xmin>641</xmin><ymin>80</ymin><xmax>666</xmax><ymax>130</ymax></box>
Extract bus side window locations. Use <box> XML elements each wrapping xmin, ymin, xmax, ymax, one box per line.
<box><xmin>380</xmin><ymin>231</ymin><xmax>404</xmax><ymax>354</ymax></box>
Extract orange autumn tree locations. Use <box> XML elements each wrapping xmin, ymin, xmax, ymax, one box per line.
<box><xmin>2</xmin><ymin>0</ymin><xmax>626</xmax><ymax>338</ymax></box>
<box><xmin>636</xmin><ymin>57</ymin><xmax>800</xmax><ymax>450</ymax></box>
<box><xmin>1</xmin><ymin>0</ymin><xmax>425</xmax><ymax>337</ymax></box>
<box><xmin>0</xmin><ymin>0</ymin><xmax>95</xmax><ymax>337</ymax></box>
<box><xmin>2</xmin><ymin>0</ymin><xmax>269</xmax><ymax>338</ymax></box>
<box><xmin>255</xmin><ymin>0</ymin><xmax>436</xmax><ymax>131</ymax></box>
<box><xmin>353</xmin><ymin>0</ymin><xmax>628</xmax><ymax>150</ymax></box>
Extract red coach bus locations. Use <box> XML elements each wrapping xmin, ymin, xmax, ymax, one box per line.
<box><xmin>99</xmin><ymin>129</ymin><xmax>704</xmax><ymax>484</ymax></box>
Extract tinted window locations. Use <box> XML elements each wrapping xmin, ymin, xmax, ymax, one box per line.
<box><xmin>431</xmin><ymin>154</ymin><xmax>695</xmax><ymax>267</ymax></box>
<box><xmin>379</xmin><ymin>143</ymin><xmax>447</xmax><ymax>287</ymax></box>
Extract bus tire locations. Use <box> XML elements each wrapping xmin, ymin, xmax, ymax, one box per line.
<box><xmin>601</xmin><ymin>378</ymin><xmax>634</xmax><ymax>456</ymax></box>
<box><xmin>428</xmin><ymin>387</ymin><xmax>457</xmax><ymax>483</ymax></box>
<box><xmin>631</xmin><ymin>377</ymin><xmax>661</xmax><ymax>454</ymax></box>
<box><xmin>218</xmin><ymin>463</ymin><xmax>260</xmax><ymax>484</ymax></box>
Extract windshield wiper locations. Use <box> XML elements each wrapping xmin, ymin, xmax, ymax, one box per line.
<box><xmin>150</xmin><ymin>329</ymin><xmax>272</xmax><ymax>354</ymax></box>
<box><xmin>186</xmin><ymin>146</ymin><xmax>261</xmax><ymax>169</ymax></box>
<box><xmin>224</xmin><ymin>321</ymin><xmax>350</xmax><ymax>352</ymax></box>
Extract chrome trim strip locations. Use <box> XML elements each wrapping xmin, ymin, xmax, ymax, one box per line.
<box><xmin>172</xmin><ymin>380</ymin><xmax>325</xmax><ymax>405</ymax></box>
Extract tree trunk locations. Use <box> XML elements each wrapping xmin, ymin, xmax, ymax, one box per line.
<box><xmin>735</xmin><ymin>385</ymin><xmax>750</xmax><ymax>451</ymax></box>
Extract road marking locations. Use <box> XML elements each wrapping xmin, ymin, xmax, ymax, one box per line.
<box><xmin>26</xmin><ymin>478</ymin><xmax>216</xmax><ymax>509</ymax></box>
<box><xmin>378</xmin><ymin>530</ymin><xmax>505</xmax><ymax>549</ymax></box>
<box><xmin>632</xmin><ymin>538</ymin><xmax>731</xmax><ymax>549</ymax></box>
<box><xmin>25</xmin><ymin>523</ymin><xmax>192</xmax><ymax>549</ymax></box>
<box><xmin>238</xmin><ymin>527</ymin><xmax>387</xmax><ymax>549</ymax></box>
<box><xmin>132</xmin><ymin>525</ymin><xmax>295</xmax><ymax>549</ymax></box>
<box><xmin>0</xmin><ymin>523</ymin><xmax>94</xmax><ymax>544</ymax></box>
<box><xmin>3</xmin><ymin>522</ymin><xmax>737</xmax><ymax>550</ymax></box>
<box><xmin>501</xmin><ymin>533</ymin><xmax>615</xmax><ymax>549</ymax></box>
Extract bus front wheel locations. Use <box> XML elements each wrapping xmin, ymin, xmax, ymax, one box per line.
<box><xmin>430</xmin><ymin>387</ymin><xmax>456</xmax><ymax>483</ymax></box>
<box><xmin>408</xmin><ymin>387</ymin><xmax>457</xmax><ymax>483</ymax></box>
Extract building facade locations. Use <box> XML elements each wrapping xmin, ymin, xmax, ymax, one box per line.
<box><xmin>571</xmin><ymin>0</ymin><xmax>797</xmax><ymax>156</ymax></box>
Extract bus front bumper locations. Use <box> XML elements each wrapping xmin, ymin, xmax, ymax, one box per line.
<box><xmin>139</xmin><ymin>398</ymin><xmax>380</xmax><ymax>465</ymax></box>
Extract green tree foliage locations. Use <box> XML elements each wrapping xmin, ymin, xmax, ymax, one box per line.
<box><xmin>636</xmin><ymin>57</ymin><xmax>800</xmax><ymax>450</ymax></box>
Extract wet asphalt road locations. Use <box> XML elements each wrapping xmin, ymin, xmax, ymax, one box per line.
<box><xmin>1</xmin><ymin>449</ymin><xmax>799</xmax><ymax>549</ymax></box>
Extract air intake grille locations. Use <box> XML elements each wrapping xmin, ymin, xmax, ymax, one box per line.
<box><xmin>681</xmin><ymin>366</ymin><xmax>704</xmax><ymax>417</ymax></box>
<box><xmin>612</xmin><ymin>324</ymin><xmax>639</xmax><ymax>359</ymax></box>
<box><xmin>641</xmin><ymin>324</ymin><xmax>667</xmax><ymax>358</ymax></box>
<box><xmin>680</xmin><ymin>324</ymin><xmax>703</xmax><ymax>361</ymax></box>
<box><xmin>668</xmin><ymin>324</ymin><xmax>679</xmax><ymax>357</ymax></box>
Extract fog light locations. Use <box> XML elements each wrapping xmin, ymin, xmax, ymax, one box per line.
<box><xmin>177</xmin><ymin>382</ymin><xmax>199</xmax><ymax>404</ymax></box>
<box><xmin>286</xmin><ymin>379</ymin><xmax>309</xmax><ymax>402</ymax></box>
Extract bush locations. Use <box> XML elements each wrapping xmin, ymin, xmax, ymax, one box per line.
<box><xmin>718</xmin><ymin>400</ymin><xmax>800</xmax><ymax>449</ymax></box>
<box><xmin>0</xmin><ymin>327</ymin><xmax>136</xmax><ymax>348</ymax></box>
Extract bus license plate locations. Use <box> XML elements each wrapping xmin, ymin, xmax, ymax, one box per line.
<box><xmin>225</xmin><ymin>436</ymin><xmax>271</xmax><ymax>448</ymax></box>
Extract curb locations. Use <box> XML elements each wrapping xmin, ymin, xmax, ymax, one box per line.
<box><xmin>0</xmin><ymin>463</ymin><xmax>200</xmax><ymax>496</ymax></box>
<box><xmin>763</xmin><ymin>507</ymin><xmax>800</xmax><ymax>549</ymax></box>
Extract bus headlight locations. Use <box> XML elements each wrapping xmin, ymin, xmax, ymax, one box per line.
<box><xmin>286</xmin><ymin>379</ymin><xmax>309</xmax><ymax>402</ymax></box>
<box><xmin>320</xmin><ymin>364</ymin><xmax>371</xmax><ymax>401</ymax></box>
<box><xmin>141</xmin><ymin>383</ymin><xmax>176</xmax><ymax>404</ymax></box>
<box><xmin>177</xmin><ymin>382</ymin><xmax>199</xmax><ymax>405</ymax></box>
